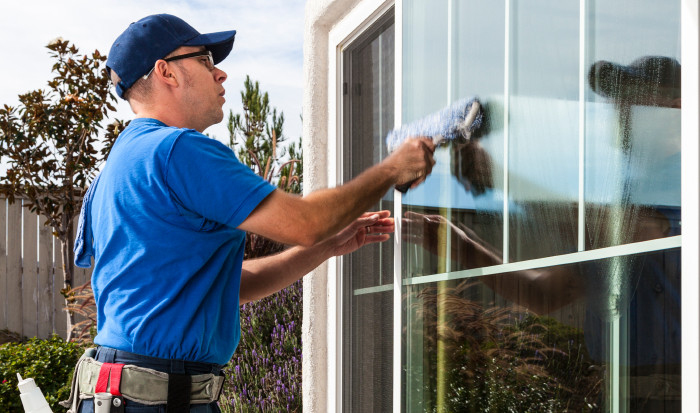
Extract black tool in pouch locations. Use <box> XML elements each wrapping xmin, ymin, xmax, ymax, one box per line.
<box><xmin>110</xmin><ymin>396</ymin><xmax>125</xmax><ymax>413</ymax></box>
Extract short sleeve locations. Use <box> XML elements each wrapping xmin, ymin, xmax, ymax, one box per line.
<box><xmin>165</xmin><ymin>131</ymin><xmax>276</xmax><ymax>227</ymax></box>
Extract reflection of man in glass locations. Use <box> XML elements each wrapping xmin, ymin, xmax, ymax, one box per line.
<box><xmin>587</xmin><ymin>55</ymin><xmax>681</xmax><ymax>413</ymax></box>
<box><xmin>404</xmin><ymin>56</ymin><xmax>681</xmax><ymax>412</ymax></box>
<box><xmin>589</xmin><ymin>56</ymin><xmax>681</xmax><ymax>108</ymax></box>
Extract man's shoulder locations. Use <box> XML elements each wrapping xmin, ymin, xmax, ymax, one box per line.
<box><xmin>113</xmin><ymin>118</ymin><xmax>239</xmax><ymax>173</ymax></box>
<box><xmin>168</xmin><ymin>128</ymin><xmax>235</xmax><ymax>160</ymax></box>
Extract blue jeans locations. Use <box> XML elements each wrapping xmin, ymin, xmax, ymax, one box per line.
<box><xmin>77</xmin><ymin>346</ymin><xmax>225</xmax><ymax>413</ymax></box>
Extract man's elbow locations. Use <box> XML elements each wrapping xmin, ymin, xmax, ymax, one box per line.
<box><xmin>287</xmin><ymin>209</ymin><xmax>329</xmax><ymax>247</ymax></box>
<box><xmin>293</xmin><ymin>229</ymin><xmax>325</xmax><ymax>247</ymax></box>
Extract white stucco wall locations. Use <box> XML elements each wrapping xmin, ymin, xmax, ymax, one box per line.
<box><xmin>302</xmin><ymin>1</ymin><xmax>363</xmax><ymax>411</ymax></box>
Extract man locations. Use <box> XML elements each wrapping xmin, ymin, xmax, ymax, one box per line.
<box><xmin>64</xmin><ymin>14</ymin><xmax>435</xmax><ymax>413</ymax></box>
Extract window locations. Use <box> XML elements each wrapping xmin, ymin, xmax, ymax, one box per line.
<box><xmin>401</xmin><ymin>0</ymin><xmax>681</xmax><ymax>412</ymax></box>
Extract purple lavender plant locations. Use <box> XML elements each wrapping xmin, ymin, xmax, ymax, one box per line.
<box><xmin>222</xmin><ymin>279</ymin><xmax>302</xmax><ymax>412</ymax></box>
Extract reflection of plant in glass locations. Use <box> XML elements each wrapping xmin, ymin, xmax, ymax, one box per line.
<box><xmin>410</xmin><ymin>281</ymin><xmax>602</xmax><ymax>412</ymax></box>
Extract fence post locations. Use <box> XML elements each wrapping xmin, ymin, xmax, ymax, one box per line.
<box><xmin>6</xmin><ymin>201</ymin><xmax>22</xmax><ymax>336</ymax></box>
<box><xmin>22</xmin><ymin>203</ymin><xmax>38</xmax><ymax>338</ymax></box>
<box><xmin>0</xmin><ymin>198</ymin><xmax>6</xmax><ymax>332</ymax></box>
<box><xmin>38</xmin><ymin>218</ymin><xmax>53</xmax><ymax>338</ymax></box>
<box><xmin>53</xmin><ymin>229</ymin><xmax>67</xmax><ymax>339</ymax></box>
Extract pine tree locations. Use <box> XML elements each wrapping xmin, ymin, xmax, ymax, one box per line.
<box><xmin>227</xmin><ymin>75</ymin><xmax>302</xmax><ymax>194</ymax></box>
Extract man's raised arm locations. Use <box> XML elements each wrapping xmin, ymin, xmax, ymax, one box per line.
<box><xmin>239</xmin><ymin>137</ymin><xmax>436</xmax><ymax>246</ymax></box>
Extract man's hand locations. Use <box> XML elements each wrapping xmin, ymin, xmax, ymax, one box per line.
<box><xmin>327</xmin><ymin>210</ymin><xmax>395</xmax><ymax>256</ymax></box>
<box><xmin>383</xmin><ymin>137</ymin><xmax>436</xmax><ymax>189</ymax></box>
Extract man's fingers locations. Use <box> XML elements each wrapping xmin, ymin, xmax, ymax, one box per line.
<box><xmin>360</xmin><ymin>210</ymin><xmax>391</xmax><ymax>219</ymax></box>
<box><xmin>367</xmin><ymin>224</ymin><xmax>395</xmax><ymax>234</ymax></box>
<box><xmin>418</xmin><ymin>136</ymin><xmax>436</xmax><ymax>153</ymax></box>
<box><xmin>365</xmin><ymin>234</ymin><xmax>391</xmax><ymax>244</ymax></box>
<box><xmin>355</xmin><ymin>214</ymin><xmax>380</xmax><ymax>227</ymax></box>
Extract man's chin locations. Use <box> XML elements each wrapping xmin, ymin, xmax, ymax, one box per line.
<box><xmin>200</xmin><ymin>112</ymin><xmax>225</xmax><ymax>133</ymax></box>
<box><xmin>215</xmin><ymin>110</ymin><xmax>224</xmax><ymax>125</ymax></box>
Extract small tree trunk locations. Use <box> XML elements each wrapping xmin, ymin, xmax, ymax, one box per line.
<box><xmin>60</xmin><ymin>214</ymin><xmax>76</xmax><ymax>341</ymax></box>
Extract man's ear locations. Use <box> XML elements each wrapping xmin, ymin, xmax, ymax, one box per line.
<box><xmin>153</xmin><ymin>60</ymin><xmax>179</xmax><ymax>87</ymax></box>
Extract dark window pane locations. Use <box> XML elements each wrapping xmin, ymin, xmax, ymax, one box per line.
<box><xmin>342</xmin><ymin>9</ymin><xmax>395</xmax><ymax>413</ymax></box>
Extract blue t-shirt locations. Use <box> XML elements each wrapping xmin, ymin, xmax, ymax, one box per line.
<box><xmin>74</xmin><ymin>118</ymin><xmax>275</xmax><ymax>364</ymax></box>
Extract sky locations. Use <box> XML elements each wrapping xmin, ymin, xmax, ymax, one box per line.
<box><xmin>0</xmin><ymin>0</ymin><xmax>306</xmax><ymax>146</ymax></box>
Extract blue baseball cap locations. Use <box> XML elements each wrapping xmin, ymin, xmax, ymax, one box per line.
<box><xmin>107</xmin><ymin>14</ymin><xmax>236</xmax><ymax>99</ymax></box>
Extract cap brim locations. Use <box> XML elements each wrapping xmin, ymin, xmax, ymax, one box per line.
<box><xmin>184</xmin><ymin>30</ymin><xmax>236</xmax><ymax>65</ymax></box>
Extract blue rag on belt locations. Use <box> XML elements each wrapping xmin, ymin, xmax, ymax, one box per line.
<box><xmin>74</xmin><ymin>174</ymin><xmax>100</xmax><ymax>268</ymax></box>
<box><xmin>385</xmin><ymin>97</ymin><xmax>482</xmax><ymax>152</ymax></box>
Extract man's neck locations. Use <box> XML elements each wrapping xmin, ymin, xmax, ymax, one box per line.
<box><xmin>132</xmin><ymin>107</ymin><xmax>205</xmax><ymax>132</ymax></box>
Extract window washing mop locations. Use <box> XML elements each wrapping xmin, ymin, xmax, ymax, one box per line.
<box><xmin>385</xmin><ymin>97</ymin><xmax>484</xmax><ymax>192</ymax></box>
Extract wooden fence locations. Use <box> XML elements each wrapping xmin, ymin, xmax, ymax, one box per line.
<box><xmin>0</xmin><ymin>197</ymin><xmax>92</xmax><ymax>340</ymax></box>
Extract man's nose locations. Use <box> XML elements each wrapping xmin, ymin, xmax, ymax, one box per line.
<box><xmin>214</xmin><ymin>67</ymin><xmax>227</xmax><ymax>83</ymax></box>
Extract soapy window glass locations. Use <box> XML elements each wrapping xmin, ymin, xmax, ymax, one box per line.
<box><xmin>401</xmin><ymin>0</ymin><xmax>681</xmax><ymax>412</ymax></box>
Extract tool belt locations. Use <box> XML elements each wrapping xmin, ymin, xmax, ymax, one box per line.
<box><xmin>60</xmin><ymin>348</ymin><xmax>226</xmax><ymax>413</ymax></box>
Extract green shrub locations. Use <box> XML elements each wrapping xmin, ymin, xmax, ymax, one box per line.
<box><xmin>0</xmin><ymin>335</ymin><xmax>83</xmax><ymax>412</ymax></box>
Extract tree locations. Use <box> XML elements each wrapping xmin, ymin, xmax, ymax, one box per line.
<box><xmin>0</xmin><ymin>39</ymin><xmax>124</xmax><ymax>339</ymax></box>
<box><xmin>227</xmin><ymin>75</ymin><xmax>302</xmax><ymax>196</ymax></box>
<box><xmin>228</xmin><ymin>75</ymin><xmax>302</xmax><ymax>259</ymax></box>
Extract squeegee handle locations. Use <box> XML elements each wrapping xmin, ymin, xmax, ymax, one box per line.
<box><xmin>395</xmin><ymin>181</ymin><xmax>413</xmax><ymax>193</ymax></box>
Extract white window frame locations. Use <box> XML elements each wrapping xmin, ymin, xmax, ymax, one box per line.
<box><xmin>324</xmin><ymin>0</ymin><xmax>699</xmax><ymax>411</ymax></box>
<box><xmin>327</xmin><ymin>1</ymin><xmax>397</xmax><ymax>411</ymax></box>
<box><xmin>680</xmin><ymin>0</ymin><xmax>699</xmax><ymax>411</ymax></box>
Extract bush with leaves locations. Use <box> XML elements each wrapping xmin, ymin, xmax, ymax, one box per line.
<box><xmin>0</xmin><ymin>336</ymin><xmax>83</xmax><ymax>412</ymax></box>
<box><xmin>65</xmin><ymin>282</ymin><xmax>97</xmax><ymax>345</ymax></box>
<box><xmin>228</xmin><ymin>75</ymin><xmax>302</xmax><ymax>194</ymax></box>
